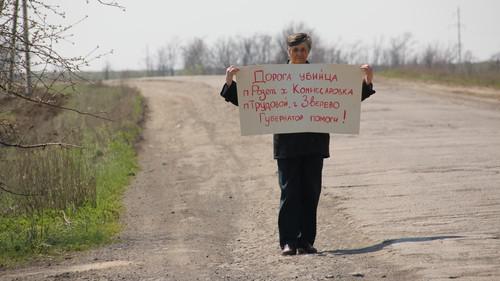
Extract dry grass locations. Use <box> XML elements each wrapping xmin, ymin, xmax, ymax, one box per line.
<box><xmin>0</xmin><ymin>82</ymin><xmax>145</xmax><ymax>266</ymax></box>
<box><xmin>379</xmin><ymin>63</ymin><xmax>500</xmax><ymax>90</ymax></box>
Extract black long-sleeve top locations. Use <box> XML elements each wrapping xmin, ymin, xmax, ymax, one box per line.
<box><xmin>220</xmin><ymin>80</ymin><xmax>375</xmax><ymax>159</ymax></box>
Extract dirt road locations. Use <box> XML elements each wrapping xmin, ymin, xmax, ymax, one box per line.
<box><xmin>2</xmin><ymin>76</ymin><xmax>499</xmax><ymax>281</ymax></box>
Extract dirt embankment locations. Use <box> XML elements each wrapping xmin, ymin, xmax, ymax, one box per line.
<box><xmin>1</xmin><ymin>76</ymin><xmax>499</xmax><ymax>281</ymax></box>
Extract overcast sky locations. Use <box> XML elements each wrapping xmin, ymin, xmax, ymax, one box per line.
<box><xmin>47</xmin><ymin>0</ymin><xmax>500</xmax><ymax>71</ymax></box>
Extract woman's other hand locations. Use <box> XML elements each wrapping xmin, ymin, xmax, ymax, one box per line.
<box><xmin>360</xmin><ymin>64</ymin><xmax>373</xmax><ymax>84</ymax></box>
<box><xmin>226</xmin><ymin>65</ymin><xmax>240</xmax><ymax>86</ymax></box>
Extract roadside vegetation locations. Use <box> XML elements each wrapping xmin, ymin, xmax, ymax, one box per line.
<box><xmin>0</xmin><ymin>83</ymin><xmax>145</xmax><ymax>267</ymax></box>
<box><xmin>379</xmin><ymin>62</ymin><xmax>500</xmax><ymax>90</ymax></box>
<box><xmin>0</xmin><ymin>0</ymin><xmax>146</xmax><ymax>269</ymax></box>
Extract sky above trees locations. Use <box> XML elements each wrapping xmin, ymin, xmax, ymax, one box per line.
<box><xmin>46</xmin><ymin>0</ymin><xmax>500</xmax><ymax>70</ymax></box>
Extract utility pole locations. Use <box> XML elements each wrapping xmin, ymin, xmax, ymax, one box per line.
<box><xmin>456</xmin><ymin>6</ymin><xmax>462</xmax><ymax>64</ymax></box>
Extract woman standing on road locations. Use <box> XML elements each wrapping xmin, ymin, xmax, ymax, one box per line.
<box><xmin>220</xmin><ymin>33</ymin><xmax>376</xmax><ymax>256</ymax></box>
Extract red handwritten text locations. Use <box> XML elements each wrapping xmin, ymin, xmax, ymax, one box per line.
<box><xmin>243</xmin><ymin>99</ymin><xmax>289</xmax><ymax>112</ymax></box>
<box><xmin>251</xmin><ymin>84</ymin><xmax>277</xmax><ymax>101</ymax></box>
<box><xmin>299</xmin><ymin>70</ymin><xmax>337</xmax><ymax>82</ymax></box>
<box><xmin>310</xmin><ymin>115</ymin><xmax>339</xmax><ymax>123</ymax></box>
<box><xmin>253</xmin><ymin>70</ymin><xmax>292</xmax><ymax>84</ymax></box>
<box><xmin>301</xmin><ymin>95</ymin><xmax>341</xmax><ymax>109</ymax></box>
<box><xmin>259</xmin><ymin>113</ymin><xmax>304</xmax><ymax>127</ymax></box>
<box><xmin>292</xmin><ymin>84</ymin><xmax>353</xmax><ymax>96</ymax></box>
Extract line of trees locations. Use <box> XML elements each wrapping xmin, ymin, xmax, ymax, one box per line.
<box><xmin>134</xmin><ymin>22</ymin><xmax>500</xmax><ymax>77</ymax></box>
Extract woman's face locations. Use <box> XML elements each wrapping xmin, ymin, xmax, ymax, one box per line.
<box><xmin>288</xmin><ymin>43</ymin><xmax>309</xmax><ymax>64</ymax></box>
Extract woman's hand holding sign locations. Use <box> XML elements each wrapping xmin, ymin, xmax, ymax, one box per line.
<box><xmin>360</xmin><ymin>64</ymin><xmax>373</xmax><ymax>84</ymax></box>
<box><xmin>226</xmin><ymin>65</ymin><xmax>240</xmax><ymax>87</ymax></box>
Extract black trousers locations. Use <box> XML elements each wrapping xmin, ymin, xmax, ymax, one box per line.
<box><xmin>277</xmin><ymin>156</ymin><xmax>323</xmax><ymax>249</ymax></box>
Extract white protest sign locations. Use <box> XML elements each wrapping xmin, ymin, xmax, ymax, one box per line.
<box><xmin>235</xmin><ymin>64</ymin><xmax>362</xmax><ymax>136</ymax></box>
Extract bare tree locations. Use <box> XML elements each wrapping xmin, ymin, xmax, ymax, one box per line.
<box><xmin>253</xmin><ymin>33</ymin><xmax>274</xmax><ymax>64</ymax></box>
<box><xmin>463</xmin><ymin>50</ymin><xmax>475</xmax><ymax>74</ymax></box>
<box><xmin>422</xmin><ymin>43</ymin><xmax>439</xmax><ymax>68</ymax></box>
<box><xmin>166</xmin><ymin>41</ymin><xmax>178</xmax><ymax>76</ymax></box>
<box><xmin>7</xmin><ymin>0</ymin><xmax>18</xmax><ymax>92</ymax></box>
<box><xmin>103</xmin><ymin>60</ymin><xmax>112</xmax><ymax>80</ymax></box>
<box><xmin>0</xmin><ymin>0</ymin><xmax>121</xmax><ymax>148</ymax></box>
<box><xmin>155</xmin><ymin>40</ymin><xmax>178</xmax><ymax>76</ymax></box>
<box><xmin>0</xmin><ymin>0</ymin><xmax>124</xmax><ymax>205</ymax></box>
<box><xmin>156</xmin><ymin>46</ymin><xmax>167</xmax><ymax>76</ymax></box>
<box><xmin>0</xmin><ymin>43</ymin><xmax>7</xmax><ymax>77</ymax></box>
<box><xmin>345</xmin><ymin>40</ymin><xmax>369</xmax><ymax>65</ymax></box>
<box><xmin>370</xmin><ymin>36</ymin><xmax>385</xmax><ymax>66</ymax></box>
<box><xmin>182</xmin><ymin>37</ymin><xmax>209</xmax><ymax>75</ymax></box>
<box><xmin>490</xmin><ymin>52</ymin><xmax>500</xmax><ymax>72</ymax></box>
<box><xmin>490</xmin><ymin>52</ymin><xmax>500</xmax><ymax>61</ymax></box>
<box><xmin>324</xmin><ymin>40</ymin><xmax>348</xmax><ymax>64</ymax></box>
<box><xmin>385</xmin><ymin>32</ymin><xmax>414</xmax><ymax>67</ymax></box>
<box><xmin>237</xmin><ymin>36</ymin><xmax>257</xmax><ymax>66</ymax></box>
<box><xmin>166</xmin><ymin>41</ymin><xmax>179</xmax><ymax>76</ymax></box>
<box><xmin>435</xmin><ymin>44</ymin><xmax>456</xmax><ymax>66</ymax></box>
<box><xmin>212</xmin><ymin>37</ymin><xmax>237</xmax><ymax>73</ymax></box>
<box><xmin>21</xmin><ymin>0</ymin><xmax>30</xmax><ymax>95</ymax></box>
<box><xmin>143</xmin><ymin>45</ymin><xmax>154</xmax><ymax>76</ymax></box>
<box><xmin>308</xmin><ymin>35</ymin><xmax>327</xmax><ymax>63</ymax></box>
<box><xmin>234</xmin><ymin>34</ymin><xmax>276</xmax><ymax>66</ymax></box>
<box><xmin>234</xmin><ymin>34</ymin><xmax>273</xmax><ymax>66</ymax></box>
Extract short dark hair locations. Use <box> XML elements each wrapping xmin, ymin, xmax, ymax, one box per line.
<box><xmin>287</xmin><ymin>33</ymin><xmax>312</xmax><ymax>50</ymax></box>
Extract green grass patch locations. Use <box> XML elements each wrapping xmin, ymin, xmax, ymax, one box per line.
<box><xmin>0</xmin><ymin>83</ymin><xmax>145</xmax><ymax>267</ymax></box>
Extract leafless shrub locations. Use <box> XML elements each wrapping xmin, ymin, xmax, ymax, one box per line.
<box><xmin>346</xmin><ymin>40</ymin><xmax>369</xmax><ymax>65</ymax></box>
<box><xmin>253</xmin><ymin>34</ymin><xmax>275</xmax><ymax>65</ymax></box>
<box><xmin>236</xmin><ymin>36</ymin><xmax>258</xmax><ymax>66</ymax></box>
<box><xmin>1</xmin><ymin>0</ymin><xmax>121</xmax><ymax>148</ymax></box>
<box><xmin>489</xmin><ymin>52</ymin><xmax>500</xmax><ymax>72</ymax></box>
<box><xmin>370</xmin><ymin>36</ymin><xmax>385</xmax><ymax>66</ymax></box>
<box><xmin>384</xmin><ymin>32</ymin><xmax>415</xmax><ymax>67</ymax></box>
<box><xmin>156</xmin><ymin>40</ymin><xmax>179</xmax><ymax>76</ymax></box>
<box><xmin>212</xmin><ymin>37</ymin><xmax>238</xmax><ymax>73</ymax></box>
<box><xmin>143</xmin><ymin>45</ymin><xmax>154</xmax><ymax>77</ymax></box>
<box><xmin>182</xmin><ymin>37</ymin><xmax>210</xmax><ymax>75</ymax></box>
<box><xmin>102</xmin><ymin>61</ymin><xmax>112</xmax><ymax>80</ymax></box>
<box><xmin>324</xmin><ymin>41</ymin><xmax>348</xmax><ymax>64</ymax></box>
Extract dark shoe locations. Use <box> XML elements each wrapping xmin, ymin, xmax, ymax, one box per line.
<box><xmin>281</xmin><ymin>244</ymin><xmax>297</xmax><ymax>256</ymax></box>
<box><xmin>297</xmin><ymin>243</ymin><xmax>317</xmax><ymax>254</ymax></box>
